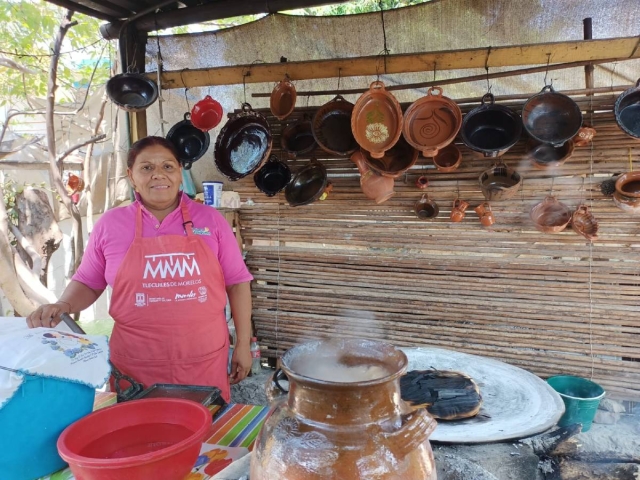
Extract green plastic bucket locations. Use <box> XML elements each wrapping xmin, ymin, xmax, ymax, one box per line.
<box><xmin>547</xmin><ymin>375</ymin><xmax>605</xmax><ymax>432</ymax></box>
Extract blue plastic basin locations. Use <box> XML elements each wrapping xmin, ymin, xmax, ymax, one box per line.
<box><xmin>0</xmin><ymin>375</ymin><xmax>94</xmax><ymax>480</ymax></box>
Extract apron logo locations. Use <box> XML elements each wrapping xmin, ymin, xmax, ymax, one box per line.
<box><xmin>198</xmin><ymin>286</ymin><xmax>208</xmax><ymax>303</ymax></box>
<box><xmin>143</xmin><ymin>253</ymin><xmax>201</xmax><ymax>279</ymax></box>
<box><xmin>192</xmin><ymin>226</ymin><xmax>211</xmax><ymax>236</ymax></box>
<box><xmin>135</xmin><ymin>293</ymin><xmax>147</xmax><ymax>307</ymax></box>
<box><xmin>175</xmin><ymin>291</ymin><xmax>196</xmax><ymax>302</ymax></box>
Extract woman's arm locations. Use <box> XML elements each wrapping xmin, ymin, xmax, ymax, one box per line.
<box><xmin>227</xmin><ymin>281</ymin><xmax>253</xmax><ymax>384</ymax></box>
<box><xmin>26</xmin><ymin>280</ymin><xmax>104</xmax><ymax>328</ymax></box>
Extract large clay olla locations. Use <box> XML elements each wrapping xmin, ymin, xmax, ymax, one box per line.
<box><xmin>612</xmin><ymin>171</ymin><xmax>640</xmax><ymax>214</ymax></box>
<box><xmin>351</xmin><ymin>150</ymin><xmax>395</xmax><ymax>204</ymax></box>
<box><xmin>615</xmin><ymin>79</ymin><xmax>640</xmax><ymax>139</ymax></box>
<box><xmin>522</xmin><ymin>85</ymin><xmax>582</xmax><ymax>145</ymax></box>
<box><xmin>352</xmin><ymin>81</ymin><xmax>404</xmax><ymax>159</ymax></box>
<box><xmin>250</xmin><ymin>338</ymin><xmax>437</xmax><ymax>480</ymax></box>
<box><xmin>312</xmin><ymin>95</ymin><xmax>358</xmax><ymax>156</ymax></box>
<box><xmin>403</xmin><ymin>87</ymin><xmax>462</xmax><ymax>157</ymax></box>
<box><xmin>214</xmin><ymin>104</ymin><xmax>272</xmax><ymax>181</ymax></box>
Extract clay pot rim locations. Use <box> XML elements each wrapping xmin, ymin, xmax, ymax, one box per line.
<box><xmin>269</xmin><ymin>77</ymin><xmax>297</xmax><ymax>121</ymax></box>
<box><xmin>280</xmin><ymin>338</ymin><xmax>408</xmax><ymax>387</ymax></box>
<box><xmin>351</xmin><ymin>81</ymin><xmax>404</xmax><ymax>159</ymax></box>
<box><xmin>614</xmin><ymin>171</ymin><xmax>640</xmax><ymax>198</ymax></box>
<box><xmin>402</xmin><ymin>87</ymin><xmax>462</xmax><ymax>156</ymax></box>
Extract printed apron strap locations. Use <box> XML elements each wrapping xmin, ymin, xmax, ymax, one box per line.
<box><xmin>180</xmin><ymin>201</ymin><xmax>195</xmax><ymax>237</ymax></box>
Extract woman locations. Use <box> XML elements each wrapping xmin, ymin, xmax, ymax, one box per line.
<box><xmin>27</xmin><ymin>136</ymin><xmax>253</xmax><ymax>401</ymax></box>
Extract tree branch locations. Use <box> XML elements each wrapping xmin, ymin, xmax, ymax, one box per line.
<box><xmin>56</xmin><ymin>133</ymin><xmax>106</xmax><ymax>167</ymax></box>
<box><xmin>0</xmin><ymin>56</ymin><xmax>38</xmax><ymax>74</ymax></box>
<box><xmin>9</xmin><ymin>223</ymin><xmax>42</xmax><ymax>275</ymax></box>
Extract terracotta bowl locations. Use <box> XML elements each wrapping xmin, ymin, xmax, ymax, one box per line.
<box><xmin>402</xmin><ymin>86</ymin><xmax>462</xmax><ymax>157</ymax></box>
<box><xmin>270</xmin><ymin>77</ymin><xmax>297</xmax><ymax>121</ymax></box>
<box><xmin>527</xmin><ymin>139</ymin><xmax>575</xmax><ymax>170</ymax></box>
<box><xmin>530</xmin><ymin>196</ymin><xmax>571</xmax><ymax>233</ymax></box>
<box><xmin>478</xmin><ymin>161</ymin><xmax>522</xmax><ymax>201</ymax></box>
<box><xmin>351</xmin><ymin>81</ymin><xmax>403</xmax><ymax>159</ymax></box>
<box><xmin>361</xmin><ymin>136</ymin><xmax>418</xmax><ymax>178</ymax></box>
<box><xmin>432</xmin><ymin>144</ymin><xmax>462</xmax><ymax>172</ymax></box>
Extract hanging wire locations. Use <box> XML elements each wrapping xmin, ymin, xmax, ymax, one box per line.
<box><xmin>377</xmin><ymin>0</ymin><xmax>390</xmax><ymax>77</ymax></box>
<box><xmin>485</xmin><ymin>46</ymin><xmax>492</xmax><ymax>93</ymax></box>
<box><xmin>337</xmin><ymin>67</ymin><xmax>342</xmax><ymax>92</ymax></box>
<box><xmin>180</xmin><ymin>69</ymin><xmax>191</xmax><ymax>111</ymax></box>
<box><xmin>543</xmin><ymin>53</ymin><xmax>552</xmax><ymax>86</ymax></box>
<box><xmin>242</xmin><ymin>60</ymin><xmax>264</xmax><ymax>105</ymax></box>
<box><xmin>433</xmin><ymin>61</ymin><xmax>437</xmax><ymax>83</ymax></box>
<box><xmin>549</xmin><ymin>176</ymin><xmax>555</xmax><ymax>196</ymax></box>
<box><xmin>587</xmin><ymin>89</ymin><xmax>595</xmax><ymax>379</ymax></box>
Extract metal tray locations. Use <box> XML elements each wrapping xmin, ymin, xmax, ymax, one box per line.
<box><xmin>131</xmin><ymin>384</ymin><xmax>224</xmax><ymax>408</ymax></box>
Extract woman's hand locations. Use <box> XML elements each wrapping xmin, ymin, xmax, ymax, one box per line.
<box><xmin>26</xmin><ymin>301</ymin><xmax>71</xmax><ymax>329</ymax></box>
<box><xmin>229</xmin><ymin>343</ymin><xmax>252</xmax><ymax>384</ymax></box>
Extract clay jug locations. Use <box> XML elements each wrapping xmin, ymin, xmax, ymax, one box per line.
<box><xmin>450</xmin><ymin>199</ymin><xmax>469</xmax><ymax>222</ymax></box>
<box><xmin>251</xmin><ymin>338</ymin><xmax>437</xmax><ymax>480</ymax></box>
<box><xmin>475</xmin><ymin>202</ymin><xmax>495</xmax><ymax>227</ymax></box>
<box><xmin>351</xmin><ymin>151</ymin><xmax>395</xmax><ymax>204</ymax></box>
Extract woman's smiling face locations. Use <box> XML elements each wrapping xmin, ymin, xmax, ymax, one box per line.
<box><xmin>128</xmin><ymin>144</ymin><xmax>182</xmax><ymax>211</ymax></box>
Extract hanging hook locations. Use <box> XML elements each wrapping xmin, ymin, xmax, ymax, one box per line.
<box><xmin>456</xmin><ymin>179</ymin><xmax>460</xmax><ymax>199</ymax></box>
<box><xmin>433</xmin><ymin>61</ymin><xmax>437</xmax><ymax>83</ymax></box>
<box><xmin>485</xmin><ymin>46</ymin><xmax>492</xmax><ymax>93</ymax></box>
<box><xmin>337</xmin><ymin>67</ymin><xmax>342</xmax><ymax>92</ymax></box>
<box><xmin>543</xmin><ymin>53</ymin><xmax>552</xmax><ymax>87</ymax></box>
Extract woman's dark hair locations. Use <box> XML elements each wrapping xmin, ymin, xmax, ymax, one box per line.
<box><xmin>127</xmin><ymin>136</ymin><xmax>181</xmax><ymax>169</ymax></box>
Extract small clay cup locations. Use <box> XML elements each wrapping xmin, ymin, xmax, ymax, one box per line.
<box><xmin>416</xmin><ymin>176</ymin><xmax>429</xmax><ymax>190</ymax></box>
<box><xmin>415</xmin><ymin>194</ymin><xmax>439</xmax><ymax>220</ymax></box>
<box><xmin>573</xmin><ymin>126</ymin><xmax>596</xmax><ymax>147</ymax></box>
<box><xmin>433</xmin><ymin>144</ymin><xmax>462</xmax><ymax>172</ymax></box>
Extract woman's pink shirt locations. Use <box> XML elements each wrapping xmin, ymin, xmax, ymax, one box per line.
<box><xmin>72</xmin><ymin>192</ymin><xmax>253</xmax><ymax>290</ymax></box>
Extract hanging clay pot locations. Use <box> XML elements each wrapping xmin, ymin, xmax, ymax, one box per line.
<box><xmin>190</xmin><ymin>95</ymin><xmax>223</xmax><ymax>132</ymax></box>
<box><xmin>281</xmin><ymin>114</ymin><xmax>317</xmax><ymax>158</ymax></box>
<box><xmin>522</xmin><ymin>85</ymin><xmax>582</xmax><ymax>146</ymax></box>
<box><xmin>351</xmin><ymin>150</ymin><xmax>395</xmax><ymax>204</ymax></box>
<box><xmin>612</xmin><ymin>171</ymin><xmax>640</xmax><ymax>214</ymax></box>
<box><xmin>361</xmin><ymin>136</ymin><xmax>418</xmax><ymax>178</ymax></box>
<box><xmin>432</xmin><ymin>144</ymin><xmax>462</xmax><ymax>173</ymax></box>
<box><xmin>351</xmin><ymin>81</ymin><xmax>403</xmax><ymax>159</ymax></box>
<box><xmin>270</xmin><ymin>75</ymin><xmax>297</xmax><ymax>121</ymax></box>
<box><xmin>614</xmin><ymin>79</ymin><xmax>640</xmax><ymax>139</ymax></box>
<box><xmin>530</xmin><ymin>196</ymin><xmax>571</xmax><ymax>233</ymax></box>
<box><xmin>414</xmin><ymin>194</ymin><xmax>439</xmax><ymax>220</ymax></box>
<box><xmin>312</xmin><ymin>95</ymin><xmax>358</xmax><ymax>156</ymax></box>
<box><xmin>571</xmin><ymin>205</ymin><xmax>599</xmax><ymax>241</ymax></box>
<box><xmin>402</xmin><ymin>87</ymin><xmax>462</xmax><ymax>157</ymax></box>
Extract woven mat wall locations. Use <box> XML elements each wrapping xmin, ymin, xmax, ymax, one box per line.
<box><xmin>230</xmin><ymin>91</ymin><xmax>640</xmax><ymax>401</ymax></box>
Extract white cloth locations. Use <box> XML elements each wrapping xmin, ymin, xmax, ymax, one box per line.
<box><xmin>0</xmin><ymin>317</ymin><xmax>110</xmax><ymax>409</ymax></box>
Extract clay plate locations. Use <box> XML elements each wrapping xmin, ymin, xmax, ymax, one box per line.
<box><xmin>270</xmin><ymin>77</ymin><xmax>297</xmax><ymax>121</ymax></box>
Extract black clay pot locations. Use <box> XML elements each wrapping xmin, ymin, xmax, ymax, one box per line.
<box><xmin>254</xmin><ymin>155</ymin><xmax>292</xmax><ymax>197</ymax></box>
<box><xmin>281</xmin><ymin>115</ymin><xmax>317</xmax><ymax>158</ymax></box>
<box><xmin>461</xmin><ymin>93</ymin><xmax>522</xmax><ymax>157</ymax></box>
<box><xmin>285</xmin><ymin>160</ymin><xmax>329</xmax><ymax>207</ymax></box>
<box><xmin>214</xmin><ymin>103</ymin><xmax>272</xmax><ymax>181</ymax></box>
<box><xmin>166</xmin><ymin>113</ymin><xmax>210</xmax><ymax>170</ymax></box>
<box><xmin>615</xmin><ymin>79</ymin><xmax>640</xmax><ymax>139</ymax></box>
<box><xmin>106</xmin><ymin>72</ymin><xmax>158</xmax><ymax>113</ymax></box>
<box><xmin>522</xmin><ymin>85</ymin><xmax>582</xmax><ymax>146</ymax></box>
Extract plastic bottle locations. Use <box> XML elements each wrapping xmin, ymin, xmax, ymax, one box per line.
<box><xmin>250</xmin><ymin>337</ymin><xmax>261</xmax><ymax>376</ymax></box>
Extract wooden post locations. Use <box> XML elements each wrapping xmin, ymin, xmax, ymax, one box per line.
<box><xmin>583</xmin><ymin>18</ymin><xmax>594</xmax><ymax>90</ymax></box>
<box><xmin>122</xmin><ymin>25</ymin><xmax>148</xmax><ymax>143</ymax></box>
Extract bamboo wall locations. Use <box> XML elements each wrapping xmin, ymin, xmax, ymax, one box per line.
<box><xmin>229</xmin><ymin>91</ymin><xmax>640</xmax><ymax>401</ymax></box>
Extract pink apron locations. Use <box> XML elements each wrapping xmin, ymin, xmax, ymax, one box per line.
<box><xmin>109</xmin><ymin>202</ymin><xmax>230</xmax><ymax>401</ymax></box>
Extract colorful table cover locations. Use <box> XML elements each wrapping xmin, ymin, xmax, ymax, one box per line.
<box><xmin>40</xmin><ymin>400</ymin><xmax>269</xmax><ymax>480</ymax></box>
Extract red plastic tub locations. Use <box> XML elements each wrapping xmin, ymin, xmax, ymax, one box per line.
<box><xmin>57</xmin><ymin>398</ymin><xmax>211</xmax><ymax>480</ymax></box>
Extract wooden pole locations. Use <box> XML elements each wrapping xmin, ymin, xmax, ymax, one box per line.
<box><xmin>583</xmin><ymin>18</ymin><xmax>595</xmax><ymax>90</ymax></box>
<box><xmin>153</xmin><ymin>36</ymin><xmax>640</xmax><ymax>90</ymax></box>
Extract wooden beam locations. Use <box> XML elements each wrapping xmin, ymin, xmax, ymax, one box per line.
<box><xmin>44</xmin><ymin>0</ymin><xmax>124</xmax><ymax>21</ymax></box>
<box><xmin>154</xmin><ymin>36</ymin><xmax>640</xmax><ymax>90</ymax></box>
<box><xmin>101</xmin><ymin>0</ymin><xmax>355</xmax><ymax>39</ymax></box>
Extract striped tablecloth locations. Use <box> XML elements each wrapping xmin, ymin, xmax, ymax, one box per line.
<box><xmin>41</xmin><ymin>402</ymin><xmax>269</xmax><ymax>480</ymax></box>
